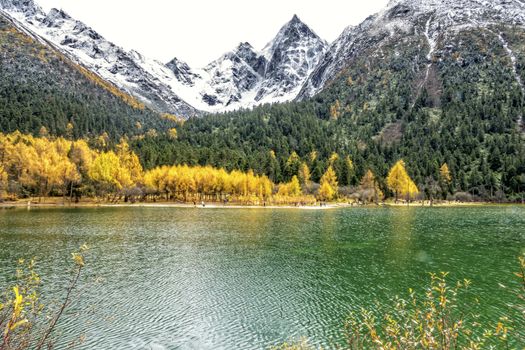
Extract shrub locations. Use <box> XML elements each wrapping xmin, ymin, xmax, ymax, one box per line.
<box><xmin>0</xmin><ymin>246</ymin><xmax>88</xmax><ymax>350</ymax></box>
<box><xmin>273</xmin><ymin>257</ymin><xmax>525</xmax><ymax>350</ymax></box>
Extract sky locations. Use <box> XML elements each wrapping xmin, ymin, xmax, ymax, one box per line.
<box><xmin>35</xmin><ymin>0</ymin><xmax>390</xmax><ymax>67</ymax></box>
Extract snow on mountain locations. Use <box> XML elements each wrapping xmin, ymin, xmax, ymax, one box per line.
<box><xmin>0</xmin><ymin>0</ymin><xmax>198</xmax><ymax>117</ymax></box>
<box><xmin>298</xmin><ymin>0</ymin><xmax>525</xmax><ymax>99</ymax></box>
<box><xmin>1</xmin><ymin>0</ymin><xmax>328</xmax><ymax>116</ymax></box>
<box><xmin>257</xmin><ymin>15</ymin><xmax>328</xmax><ymax>103</ymax></box>
<box><xmin>165</xmin><ymin>15</ymin><xmax>328</xmax><ymax>112</ymax></box>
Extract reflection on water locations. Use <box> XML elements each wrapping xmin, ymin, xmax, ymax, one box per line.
<box><xmin>0</xmin><ymin>206</ymin><xmax>524</xmax><ymax>349</ymax></box>
<box><xmin>386</xmin><ymin>207</ymin><xmax>416</xmax><ymax>267</ymax></box>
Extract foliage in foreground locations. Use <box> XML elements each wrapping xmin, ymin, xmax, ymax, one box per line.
<box><xmin>0</xmin><ymin>246</ymin><xmax>88</xmax><ymax>350</ymax></box>
<box><xmin>275</xmin><ymin>257</ymin><xmax>525</xmax><ymax>350</ymax></box>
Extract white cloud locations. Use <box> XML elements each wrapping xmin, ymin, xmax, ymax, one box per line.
<box><xmin>35</xmin><ymin>0</ymin><xmax>389</xmax><ymax>67</ymax></box>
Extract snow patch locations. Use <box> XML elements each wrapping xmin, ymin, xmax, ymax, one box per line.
<box><xmin>497</xmin><ymin>33</ymin><xmax>524</xmax><ymax>91</ymax></box>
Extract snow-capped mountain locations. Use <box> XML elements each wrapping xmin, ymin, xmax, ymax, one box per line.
<box><xmin>0</xmin><ymin>0</ymin><xmax>327</xmax><ymax>116</ymax></box>
<box><xmin>258</xmin><ymin>15</ymin><xmax>328</xmax><ymax>103</ymax></box>
<box><xmin>164</xmin><ymin>15</ymin><xmax>328</xmax><ymax>112</ymax></box>
<box><xmin>4</xmin><ymin>0</ymin><xmax>523</xmax><ymax>118</ymax></box>
<box><xmin>0</xmin><ymin>0</ymin><xmax>198</xmax><ymax>117</ymax></box>
<box><xmin>299</xmin><ymin>0</ymin><xmax>525</xmax><ymax>99</ymax></box>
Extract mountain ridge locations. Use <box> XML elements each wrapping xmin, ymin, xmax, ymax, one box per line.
<box><xmin>164</xmin><ymin>14</ymin><xmax>328</xmax><ymax>112</ymax></box>
<box><xmin>0</xmin><ymin>11</ymin><xmax>176</xmax><ymax>138</ymax></box>
<box><xmin>0</xmin><ymin>0</ymin><xmax>329</xmax><ymax>116</ymax></box>
<box><xmin>0</xmin><ymin>0</ymin><xmax>199</xmax><ymax>117</ymax></box>
<box><xmin>298</xmin><ymin>0</ymin><xmax>525</xmax><ymax>99</ymax></box>
<box><xmin>2</xmin><ymin>0</ymin><xmax>525</xmax><ymax>120</ymax></box>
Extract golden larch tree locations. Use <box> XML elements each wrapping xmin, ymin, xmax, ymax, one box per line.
<box><xmin>360</xmin><ymin>170</ymin><xmax>383</xmax><ymax>204</ymax></box>
<box><xmin>298</xmin><ymin>162</ymin><xmax>311</xmax><ymax>191</ymax></box>
<box><xmin>318</xmin><ymin>166</ymin><xmax>338</xmax><ymax>201</ymax></box>
<box><xmin>440</xmin><ymin>163</ymin><xmax>452</xmax><ymax>184</ymax></box>
<box><xmin>386</xmin><ymin>160</ymin><xmax>419</xmax><ymax>202</ymax></box>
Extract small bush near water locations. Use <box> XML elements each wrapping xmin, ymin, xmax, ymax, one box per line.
<box><xmin>275</xmin><ymin>257</ymin><xmax>525</xmax><ymax>350</ymax></box>
<box><xmin>0</xmin><ymin>246</ymin><xmax>88</xmax><ymax>350</ymax></box>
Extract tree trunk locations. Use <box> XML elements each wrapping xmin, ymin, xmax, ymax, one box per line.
<box><xmin>69</xmin><ymin>182</ymin><xmax>74</xmax><ymax>205</ymax></box>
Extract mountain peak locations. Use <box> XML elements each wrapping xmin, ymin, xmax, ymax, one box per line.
<box><xmin>236</xmin><ymin>41</ymin><xmax>253</xmax><ymax>51</ymax></box>
<box><xmin>282</xmin><ymin>13</ymin><xmax>311</xmax><ymax>32</ymax></box>
<box><xmin>0</xmin><ymin>0</ymin><xmax>40</xmax><ymax>16</ymax></box>
<box><xmin>264</xmin><ymin>14</ymin><xmax>325</xmax><ymax>56</ymax></box>
<box><xmin>290</xmin><ymin>14</ymin><xmax>301</xmax><ymax>23</ymax></box>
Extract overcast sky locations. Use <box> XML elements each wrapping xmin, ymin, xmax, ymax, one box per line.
<box><xmin>35</xmin><ymin>0</ymin><xmax>389</xmax><ymax>67</ymax></box>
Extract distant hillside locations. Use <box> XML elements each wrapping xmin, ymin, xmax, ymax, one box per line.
<box><xmin>0</xmin><ymin>13</ymin><xmax>176</xmax><ymax>139</ymax></box>
<box><xmin>131</xmin><ymin>0</ymin><xmax>525</xmax><ymax>200</ymax></box>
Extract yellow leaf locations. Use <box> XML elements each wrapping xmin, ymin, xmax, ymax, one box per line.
<box><xmin>9</xmin><ymin>319</ymin><xmax>28</xmax><ymax>331</ymax></box>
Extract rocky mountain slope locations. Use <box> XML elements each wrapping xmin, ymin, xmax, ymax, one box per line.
<box><xmin>164</xmin><ymin>15</ymin><xmax>328</xmax><ymax>112</ymax></box>
<box><xmin>0</xmin><ymin>0</ymin><xmax>327</xmax><ymax>116</ymax></box>
<box><xmin>2</xmin><ymin>0</ymin><xmax>525</xmax><ymax>121</ymax></box>
<box><xmin>0</xmin><ymin>0</ymin><xmax>198</xmax><ymax>117</ymax></box>
<box><xmin>299</xmin><ymin>0</ymin><xmax>525</xmax><ymax>99</ymax></box>
<box><xmin>0</xmin><ymin>12</ymin><xmax>175</xmax><ymax>138</ymax></box>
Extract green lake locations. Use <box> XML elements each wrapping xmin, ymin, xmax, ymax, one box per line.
<box><xmin>0</xmin><ymin>206</ymin><xmax>524</xmax><ymax>349</ymax></box>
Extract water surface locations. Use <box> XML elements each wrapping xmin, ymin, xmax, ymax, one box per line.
<box><xmin>0</xmin><ymin>206</ymin><xmax>524</xmax><ymax>349</ymax></box>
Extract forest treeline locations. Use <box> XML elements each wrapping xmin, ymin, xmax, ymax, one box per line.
<box><xmin>0</xmin><ymin>131</ymin><xmax>445</xmax><ymax>205</ymax></box>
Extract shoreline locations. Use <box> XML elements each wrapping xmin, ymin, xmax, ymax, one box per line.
<box><xmin>0</xmin><ymin>201</ymin><xmax>340</xmax><ymax>210</ymax></box>
<box><xmin>0</xmin><ymin>199</ymin><xmax>522</xmax><ymax>210</ymax></box>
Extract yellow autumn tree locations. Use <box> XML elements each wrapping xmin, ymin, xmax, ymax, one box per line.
<box><xmin>95</xmin><ymin>132</ymin><xmax>110</xmax><ymax>150</ymax></box>
<box><xmin>66</xmin><ymin>122</ymin><xmax>74</xmax><ymax>139</ymax></box>
<box><xmin>69</xmin><ymin>139</ymin><xmax>97</xmax><ymax>178</ymax></box>
<box><xmin>144</xmin><ymin>166</ymin><xmax>169</xmax><ymax>199</ymax></box>
<box><xmin>168</xmin><ymin>128</ymin><xmax>178</xmax><ymax>140</ymax></box>
<box><xmin>329</xmin><ymin>152</ymin><xmax>339</xmax><ymax>165</ymax></box>
<box><xmin>360</xmin><ymin>170</ymin><xmax>383</xmax><ymax>204</ymax></box>
<box><xmin>143</xmin><ymin>164</ymin><xmax>275</xmax><ymax>204</ymax></box>
<box><xmin>344</xmin><ymin>156</ymin><xmax>355</xmax><ymax>185</ymax></box>
<box><xmin>258</xmin><ymin>175</ymin><xmax>273</xmax><ymax>201</ymax></box>
<box><xmin>330</xmin><ymin>100</ymin><xmax>341</xmax><ymax>120</ymax></box>
<box><xmin>0</xmin><ymin>164</ymin><xmax>8</xmax><ymax>200</ymax></box>
<box><xmin>318</xmin><ymin>181</ymin><xmax>335</xmax><ymax>202</ymax></box>
<box><xmin>88</xmin><ymin>151</ymin><xmax>132</xmax><ymax>196</ymax></box>
<box><xmin>53</xmin><ymin>137</ymin><xmax>81</xmax><ymax>198</ymax></box>
<box><xmin>38</xmin><ymin>126</ymin><xmax>48</xmax><ymax>137</ymax></box>
<box><xmin>318</xmin><ymin>166</ymin><xmax>338</xmax><ymax>201</ymax></box>
<box><xmin>298</xmin><ymin>162</ymin><xmax>311</xmax><ymax>192</ymax></box>
<box><xmin>285</xmin><ymin>151</ymin><xmax>301</xmax><ymax>178</ymax></box>
<box><xmin>309</xmin><ymin>150</ymin><xmax>318</xmax><ymax>164</ymax></box>
<box><xmin>440</xmin><ymin>163</ymin><xmax>452</xmax><ymax>184</ymax></box>
<box><xmin>13</xmin><ymin>136</ymin><xmax>80</xmax><ymax>201</ymax></box>
<box><xmin>386</xmin><ymin>160</ymin><xmax>419</xmax><ymax>202</ymax></box>
<box><xmin>278</xmin><ymin>175</ymin><xmax>301</xmax><ymax>197</ymax></box>
<box><xmin>116</xmin><ymin>139</ymin><xmax>143</xmax><ymax>185</ymax></box>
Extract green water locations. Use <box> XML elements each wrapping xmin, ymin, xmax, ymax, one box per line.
<box><xmin>0</xmin><ymin>206</ymin><xmax>524</xmax><ymax>349</ymax></box>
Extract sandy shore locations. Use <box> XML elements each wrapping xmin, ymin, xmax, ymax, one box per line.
<box><xmin>0</xmin><ymin>199</ymin><xmax>521</xmax><ymax>210</ymax></box>
<box><xmin>0</xmin><ymin>200</ymin><xmax>341</xmax><ymax>210</ymax></box>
